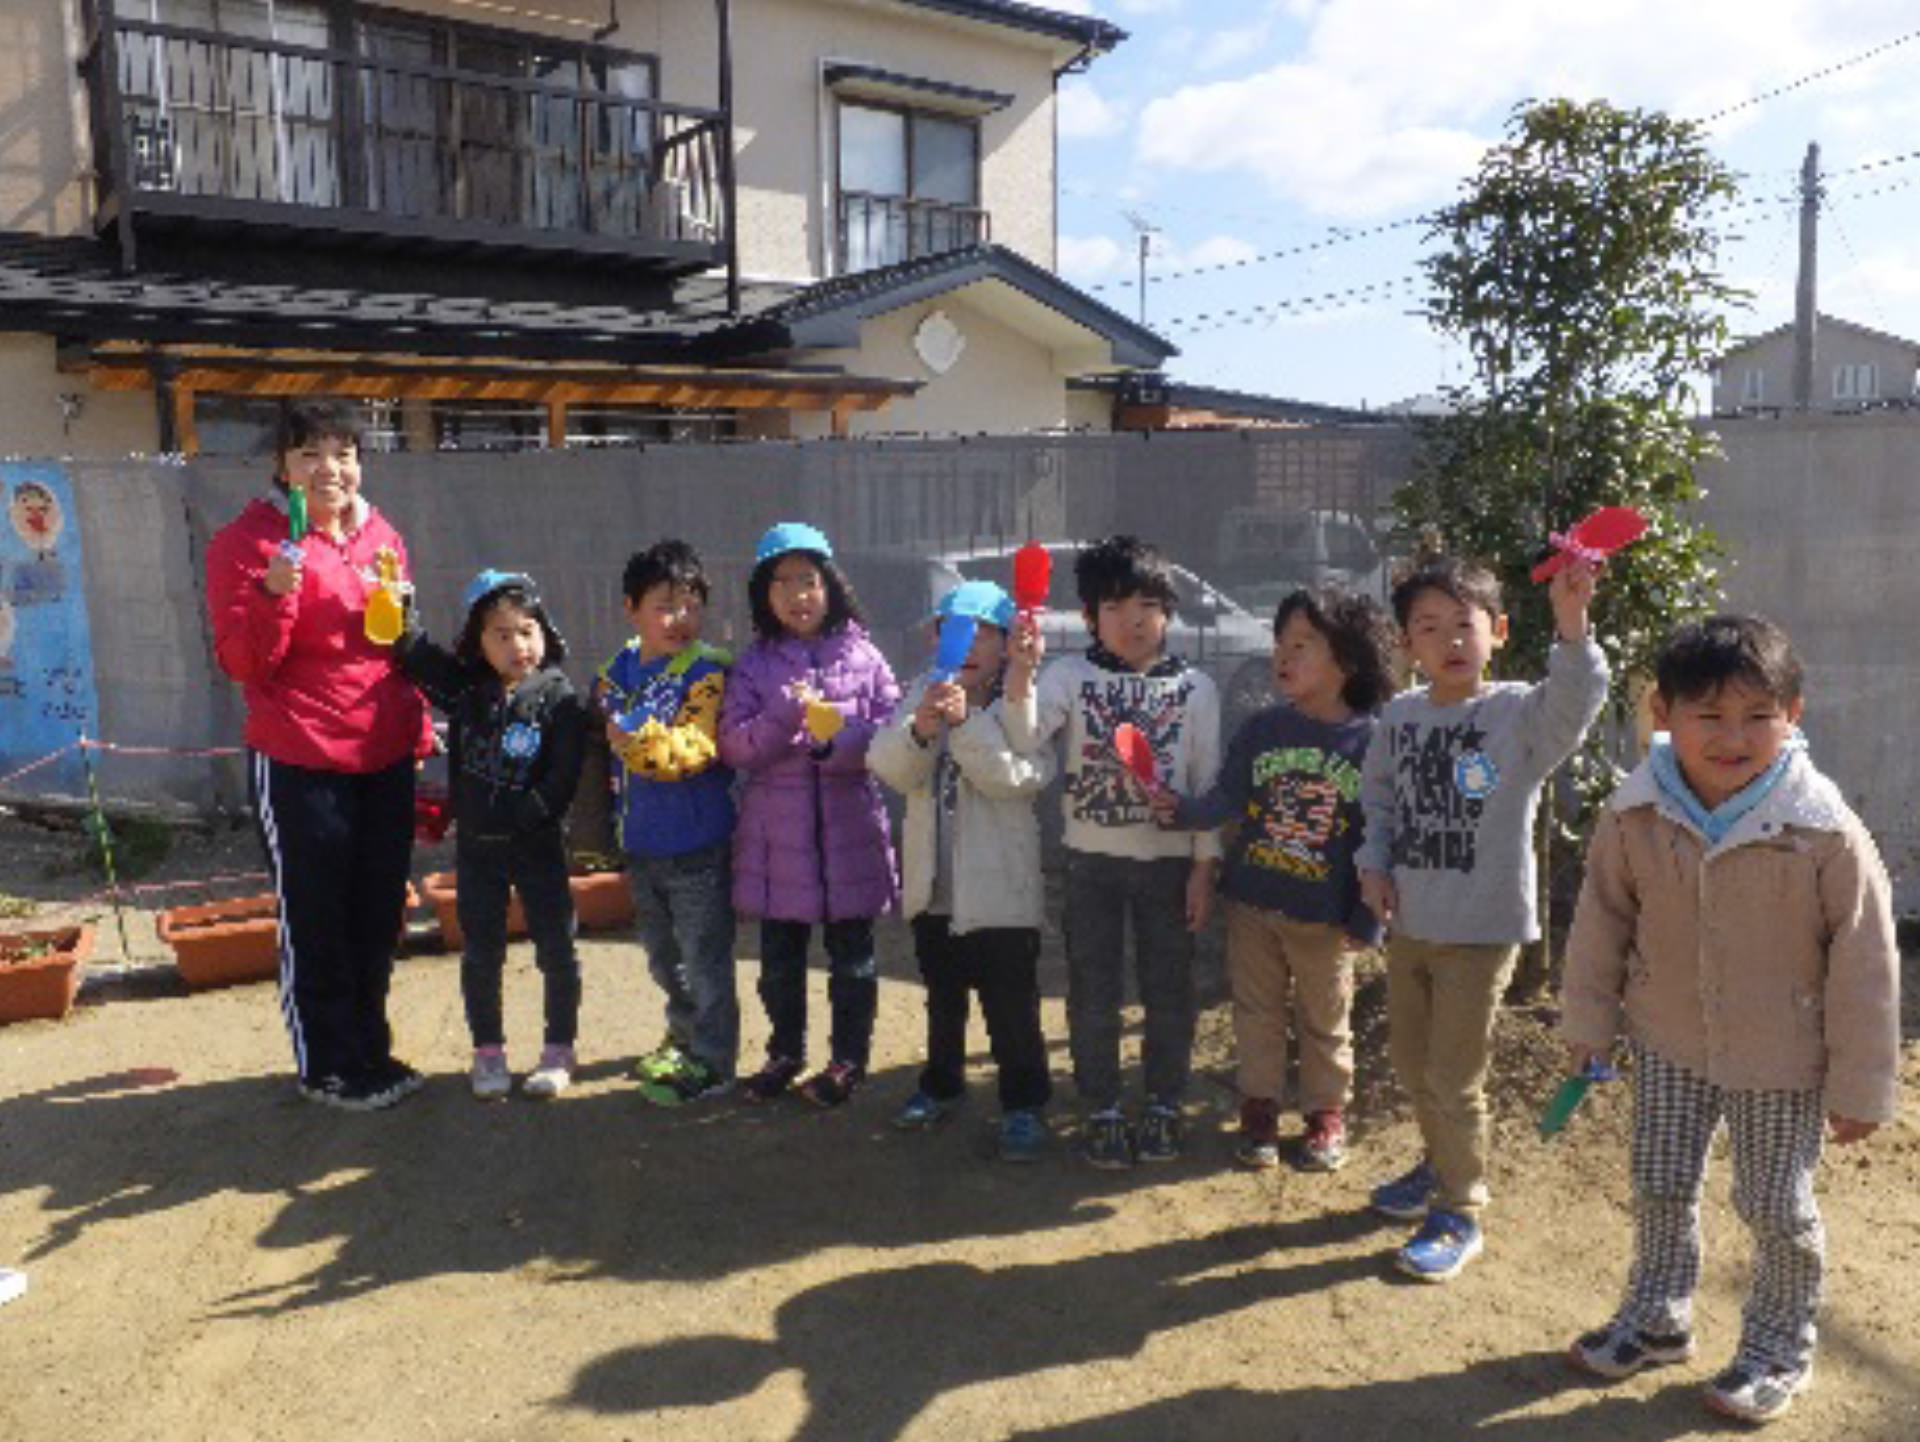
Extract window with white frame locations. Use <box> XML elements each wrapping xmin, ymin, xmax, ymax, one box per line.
<box><xmin>1740</xmin><ymin>368</ymin><xmax>1765</xmax><ymax>406</ymax></box>
<box><xmin>836</xmin><ymin>101</ymin><xmax>983</xmax><ymax>272</ymax></box>
<box><xmin>1833</xmin><ymin>362</ymin><xmax>1880</xmax><ymax>402</ymax></box>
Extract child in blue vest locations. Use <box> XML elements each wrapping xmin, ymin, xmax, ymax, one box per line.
<box><xmin>596</xmin><ymin>540</ymin><xmax>737</xmax><ymax>1105</ymax></box>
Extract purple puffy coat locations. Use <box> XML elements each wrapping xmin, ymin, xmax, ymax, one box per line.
<box><xmin>718</xmin><ymin>624</ymin><xmax>900</xmax><ymax>922</ymax></box>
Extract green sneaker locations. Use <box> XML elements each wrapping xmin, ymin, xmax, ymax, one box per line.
<box><xmin>638</xmin><ymin>1056</ymin><xmax>730</xmax><ymax>1108</ymax></box>
<box><xmin>633</xmin><ymin>1037</ymin><xmax>689</xmax><ymax>1082</ymax></box>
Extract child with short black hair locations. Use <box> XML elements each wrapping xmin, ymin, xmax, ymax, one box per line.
<box><xmin>398</xmin><ymin>570</ymin><xmax>587</xmax><ymax>1100</ymax></box>
<box><xmin>1357</xmin><ymin>552</ymin><xmax>1607</xmax><ymax>1279</ymax></box>
<box><xmin>1005</xmin><ymin>534</ymin><xmax>1221</xmax><ymax>1168</ymax></box>
<box><xmin>1153</xmin><ymin>586</ymin><xmax>1396</xmax><ymax>1172</ymax></box>
<box><xmin>870</xmin><ymin>580</ymin><xmax>1057</xmax><ymax>1160</ymax></box>
<box><xmin>596</xmin><ymin>539</ymin><xmax>737</xmax><ymax>1106</ymax></box>
<box><xmin>1560</xmin><ymin>614</ymin><xmax>1899</xmax><ymax>1425</ymax></box>
<box><xmin>718</xmin><ymin>523</ymin><xmax>900</xmax><ymax>1108</ymax></box>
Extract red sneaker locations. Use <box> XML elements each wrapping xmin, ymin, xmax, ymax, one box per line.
<box><xmin>1297</xmin><ymin>1109</ymin><xmax>1348</xmax><ymax>1172</ymax></box>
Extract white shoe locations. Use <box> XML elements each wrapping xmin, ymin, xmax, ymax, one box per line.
<box><xmin>470</xmin><ymin>1049</ymin><xmax>511</xmax><ymax>1101</ymax></box>
<box><xmin>523</xmin><ymin>1045</ymin><xmax>575</xmax><ymax>1100</ymax></box>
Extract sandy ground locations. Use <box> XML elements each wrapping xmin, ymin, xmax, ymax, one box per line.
<box><xmin>2</xmin><ymin>814</ymin><xmax>1917</xmax><ymax>1442</ymax></box>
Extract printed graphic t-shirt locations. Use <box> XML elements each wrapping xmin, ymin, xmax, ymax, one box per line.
<box><xmin>1356</xmin><ymin>638</ymin><xmax>1608</xmax><ymax>945</ymax></box>
<box><xmin>1176</xmin><ymin>702</ymin><xmax>1380</xmax><ymax>942</ymax></box>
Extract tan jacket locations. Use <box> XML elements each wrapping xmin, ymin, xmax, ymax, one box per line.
<box><xmin>869</xmin><ymin>677</ymin><xmax>1055</xmax><ymax>935</ymax></box>
<box><xmin>1561</xmin><ymin>750</ymin><xmax>1900</xmax><ymax>1123</ymax></box>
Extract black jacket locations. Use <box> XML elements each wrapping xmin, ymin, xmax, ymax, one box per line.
<box><xmin>397</xmin><ymin>629</ymin><xmax>586</xmax><ymax>846</ymax></box>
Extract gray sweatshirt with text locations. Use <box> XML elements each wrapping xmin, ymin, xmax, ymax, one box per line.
<box><xmin>1356</xmin><ymin>639</ymin><xmax>1608</xmax><ymax>945</ymax></box>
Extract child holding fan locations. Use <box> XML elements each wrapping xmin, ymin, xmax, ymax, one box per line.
<box><xmin>397</xmin><ymin>571</ymin><xmax>587</xmax><ymax>1100</ymax></box>
<box><xmin>718</xmin><ymin>524</ymin><xmax>900</xmax><ymax>1108</ymax></box>
<box><xmin>870</xmin><ymin>580</ymin><xmax>1057</xmax><ymax>1161</ymax></box>
<box><xmin>1559</xmin><ymin>615</ymin><xmax>1899</xmax><ymax>1424</ymax></box>
<box><xmin>1152</xmin><ymin>587</ymin><xmax>1396</xmax><ymax>1172</ymax></box>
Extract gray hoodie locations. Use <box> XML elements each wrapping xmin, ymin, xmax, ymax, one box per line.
<box><xmin>1357</xmin><ymin>638</ymin><xmax>1608</xmax><ymax>944</ymax></box>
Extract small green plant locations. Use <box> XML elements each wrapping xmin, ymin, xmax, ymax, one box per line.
<box><xmin>0</xmin><ymin>893</ymin><xmax>35</xmax><ymax>920</ymax></box>
<box><xmin>43</xmin><ymin>813</ymin><xmax>173</xmax><ymax>882</ymax></box>
<box><xmin>0</xmin><ymin>938</ymin><xmax>55</xmax><ymax>966</ymax></box>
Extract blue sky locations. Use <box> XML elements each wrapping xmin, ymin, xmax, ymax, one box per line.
<box><xmin>1048</xmin><ymin>0</ymin><xmax>1920</xmax><ymax>411</ymax></box>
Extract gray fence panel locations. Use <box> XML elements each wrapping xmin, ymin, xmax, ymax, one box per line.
<box><xmin>44</xmin><ymin>428</ymin><xmax>1405</xmax><ymax>816</ymax></box>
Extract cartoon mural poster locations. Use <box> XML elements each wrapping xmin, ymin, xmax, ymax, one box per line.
<box><xmin>8</xmin><ymin>475</ymin><xmax>67</xmax><ymax>607</ymax></box>
<box><xmin>0</xmin><ymin>463</ymin><xmax>98</xmax><ymax>793</ymax></box>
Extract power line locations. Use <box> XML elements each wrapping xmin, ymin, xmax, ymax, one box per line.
<box><xmin>1695</xmin><ymin>29</ymin><xmax>1920</xmax><ymax>125</ymax></box>
<box><xmin>1158</xmin><ymin>276</ymin><xmax>1422</xmax><ymax>334</ymax></box>
<box><xmin>1083</xmin><ymin>213</ymin><xmax>1429</xmax><ymax>295</ymax></box>
<box><xmin>1822</xmin><ymin>147</ymin><xmax>1920</xmax><ymax>181</ymax></box>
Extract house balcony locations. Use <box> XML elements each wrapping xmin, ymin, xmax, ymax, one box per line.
<box><xmin>79</xmin><ymin>4</ymin><xmax>731</xmax><ymax>278</ymax></box>
<box><xmin>837</xmin><ymin>191</ymin><xmax>989</xmax><ymax>274</ymax></box>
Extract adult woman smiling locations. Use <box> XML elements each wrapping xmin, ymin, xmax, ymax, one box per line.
<box><xmin>206</xmin><ymin>401</ymin><xmax>428</xmax><ymax>1110</ymax></box>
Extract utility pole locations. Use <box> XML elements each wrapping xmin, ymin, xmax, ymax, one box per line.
<box><xmin>1792</xmin><ymin>141</ymin><xmax>1820</xmax><ymax>412</ymax></box>
<box><xmin>1121</xmin><ymin>210</ymin><xmax>1159</xmax><ymax>326</ymax></box>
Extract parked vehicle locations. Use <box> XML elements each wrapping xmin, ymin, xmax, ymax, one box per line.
<box><xmin>1211</xmin><ymin>505</ymin><xmax>1389</xmax><ymax>616</ymax></box>
<box><xmin>939</xmin><ymin>542</ymin><xmax>1277</xmax><ymax>728</ymax></box>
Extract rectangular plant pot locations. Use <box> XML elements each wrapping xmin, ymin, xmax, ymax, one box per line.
<box><xmin>157</xmin><ymin>888</ymin><xmax>422</xmax><ymax>991</ymax></box>
<box><xmin>419</xmin><ymin>869</ymin><xmax>633</xmax><ymax>952</ymax></box>
<box><xmin>157</xmin><ymin>895</ymin><xmax>280</xmax><ymax>991</ymax></box>
<box><xmin>0</xmin><ymin>924</ymin><xmax>96</xmax><ymax>1025</ymax></box>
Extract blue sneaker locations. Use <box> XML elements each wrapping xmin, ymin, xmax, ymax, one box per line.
<box><xmin>1369</xmin><ymin>1158</ymin><xmax>1437</xmax><ymax>1221</ymax></box>
<box><xmin>892</xmin><ymin>1090</ymin><xmax>956</xmax><ymax>1130</ymax></box>
<box><xmin>1396</xmin><ymin>1208</ymin><xmax>1483</xmax><ymax>1282</ymax></box>
<box><xmin>997</xmin><ymin>1108</ymin><xmax>1047</xmax><ymax>1163</ymax></box>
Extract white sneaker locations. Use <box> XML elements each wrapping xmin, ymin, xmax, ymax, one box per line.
<box><xmin>523</xmin><ymin>1045</ymin><xmax>575</xmax><ymax>1100</ymax></box>
<box><xmin>470</xmin><ymin>1049</ymin><xmax>512</xmax><ymax>1101</ymax></box>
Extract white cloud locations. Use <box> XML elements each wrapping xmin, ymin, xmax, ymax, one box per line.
<box><xmin>1134</xmin><ymin>0</ymin><xmax>1920</xmax><ymax>218</ymax></box>
<box><xmin>1058</xmin><ymin>80</ymin><xmax>1127</xmax><ymax>139</ymax></box>
<box><xmin>1058</xmin><ymin>233</ymin><xmax>1128</xmax><ymax>283</ymax></box>
<box><xmin>1169</xmin><ymin>233</ymin><xmax>1261</xmax><ymax>270</ymax></box>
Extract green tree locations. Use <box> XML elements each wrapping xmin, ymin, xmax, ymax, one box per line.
<box><xmin>1396</xmin><ymin>98</ymin><xmax>1742</xmax><ymax>995</ymax></box>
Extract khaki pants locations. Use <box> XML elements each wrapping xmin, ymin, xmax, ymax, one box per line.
<box><xmin>1225</xmin><ymin>902</ymin><xmax>1353</xmax><ymax>1115</ymax></box>
<box><xmin>1386</xmin><ymin>934</ymin><xmax>1518</xmax><ymax>1213</ymax></box>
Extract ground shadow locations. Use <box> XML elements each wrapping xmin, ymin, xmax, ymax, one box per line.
<box><xmin>1001</xmin><ymin>1370</ymin><xmax>1735</xmax><ymax>1442</ymax></box>
<box><xmin>1</xmin><ymin>1051</ymin><xmax>1215</xmax><ymax>1316</ymax></box>
<box><xmin>563</xmin><ymin>1215</ymin><xmax>1384</xmax><ymax>1442</ymax></box>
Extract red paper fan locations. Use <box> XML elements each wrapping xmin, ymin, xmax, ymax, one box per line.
<box><xmin>1012</xmin><ymin>542</ymin><xmax>1052</xmax><ymax>614</ymax></box>
<box><xmin>1532</xmin><ymin>506</ymin><xmax>1648</xmax><ymax>583</ymax></box>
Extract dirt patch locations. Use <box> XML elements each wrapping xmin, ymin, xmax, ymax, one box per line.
<box><xmin>2</xmin><ymin>812</ymin><xmax>1916</xmax><ymax>1442</ymax></box>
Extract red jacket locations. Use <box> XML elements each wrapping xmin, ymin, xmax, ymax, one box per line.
<box><xmin>206</xmin><ymin>494</ymin><xmax>427</xmax><ymax>773</ymax></box>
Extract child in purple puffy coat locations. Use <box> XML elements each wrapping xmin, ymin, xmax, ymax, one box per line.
<box><xmin>718</xmin><ymin>523</ymin><xmax>901</xmax><ymax>1107</ymax></box>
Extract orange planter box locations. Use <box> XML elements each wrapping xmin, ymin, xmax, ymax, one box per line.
<box><xmin>419</xmin><ymin>869</ymin><xmax>633</xmax><ymax>952</ymax></box>
<box><xmin>0</xmin><ymin>924</ymin><xmax>95</xmax><ymax>1024</ymax></box>
<box><xmin>158</xmin><ymin>888</ymin><xmax>420</xmax><ymax>991</ymax></box>
<box><xmin>156</xmin><ymin>895</ymin><xmax>279</xmax><ymax>991</ymax></box>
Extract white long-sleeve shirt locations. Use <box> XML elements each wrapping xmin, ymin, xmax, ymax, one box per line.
<box><xmin>1006</xmin><ymin>649</ymin><xmax>1222</xmax><ymax>863</ymax></box>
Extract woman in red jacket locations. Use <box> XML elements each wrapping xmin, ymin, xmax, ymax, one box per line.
<box><xmin>206</xmin><ymin>401</ymin><xmax>427</xmax><ymax>1110</ymax></box>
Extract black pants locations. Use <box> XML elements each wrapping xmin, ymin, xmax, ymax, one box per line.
<box><xmin>455</xmin><ymin>827</ymin><xmax>581</xmax><ymax>1048</ymax></box>
<box><xmin>250</xmin><ymin>751</ymin><xmax>414</xmax><ymax>1085</ymax></box>
<box><xmin>758</xmin><ymin>917</ymin><xmax>876</xmax><ymax>1069</ymax></box>
<box><xmin>912</xmin><ymin>915</ymin><xmax>1051</xmax><ymax>1112</ymax></box>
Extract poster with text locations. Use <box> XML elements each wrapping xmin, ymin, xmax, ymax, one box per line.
<box><xmin>0</xmin><ymin>462</ymin><xmax>98</xmax><ymax>795</ymax></box>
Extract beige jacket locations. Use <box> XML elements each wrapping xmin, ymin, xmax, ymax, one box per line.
<box><xmin>868</xmin><ymin>677</ymin><xmax>1055</xmax><ymax>935</ymax></box>
<box><xmin>1561</xmin><ymin>749</ymin><xmax>1900</xmax><ymax>1123</ymax></box>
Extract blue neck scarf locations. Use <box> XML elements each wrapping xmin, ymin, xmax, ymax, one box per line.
<box><xmin>1648</xmin><ymin>731</ymin><xmax>1804</xmax><ymax>845</ymax></box>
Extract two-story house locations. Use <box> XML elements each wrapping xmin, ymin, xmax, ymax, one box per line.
<box><xmin>1711</xmin><ymin>312</ymin><xmax>1920</xmax><ymax>416</ymax></box>
<box><xmin>0</xmin><ymin>0</ymin><xmax>1170</xmax><ymax>456</ymax></box>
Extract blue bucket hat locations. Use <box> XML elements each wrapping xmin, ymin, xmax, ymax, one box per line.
<box><xmin>755</xmin><ymin>522</ymin><xmax>834</xmax><ymax>566</ymax></box>
<box><xmin>936</xmin><ymin>579</ymin><xmax>1016</xmax><ymax>632</ymax></box>
<box><xmin>463</xmin><ymin>569</ymin><xmax>537</xmax><ymax>613</ymax></box>
<box><xmin>458</xmin><ymin>569</ymin><xmax>566</xmax><ymax>664</ymax></box>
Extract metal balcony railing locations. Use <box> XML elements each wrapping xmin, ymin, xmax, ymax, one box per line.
<box><xmin>80</xmin><ymin>7</ymin><xmax>729</xmax><ymax>264</ymax></box>
<box><xmin>837</xmin><ymin>191</ymin><xmax>989</xmax><ymax>273</ymax></box>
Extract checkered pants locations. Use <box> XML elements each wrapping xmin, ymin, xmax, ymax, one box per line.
<box><xmin>1618</xmin><ymin>1045</ymin><xmax>1826</xmax><ymax>1369</ymax></box>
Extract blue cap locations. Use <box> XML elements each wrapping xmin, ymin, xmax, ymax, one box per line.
<box><xmin>935</xmin><ymin>580</ymin><xmax>1016</xmax><ymax>632</ymax></box>
<box><xmin>462</xmin><ymin>569</ymin><xmax>537</xmax><ymax>614</ymax></box>
<box><xmin>755</xmin><ymin>522</ymin><xmax>834</xmax><ymax>566</ymax></box>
